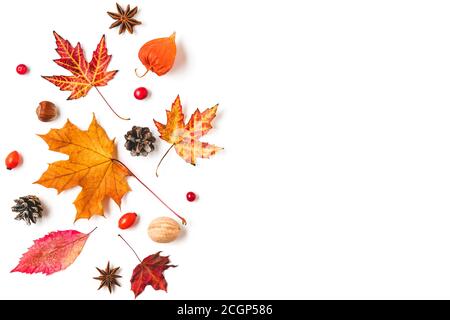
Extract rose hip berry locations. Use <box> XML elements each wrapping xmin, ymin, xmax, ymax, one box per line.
<box><xmin>5</xmin><ymin>151</ymin><xmax>21</xmax><ymax>170</ymax></box>
<box><xmin>16</xmin><ymin>64</ymin><xmax>28</xmax><ymax>75</ymax></box>
<box><xmin>134</xmin><ymin>87</ymin><xmax>148</xmax><ymax>100</ymax></box>
<box><xmin>118</xmin><ymin>212</ymin><xmax>138</xmax><ymax>229</ymax></box>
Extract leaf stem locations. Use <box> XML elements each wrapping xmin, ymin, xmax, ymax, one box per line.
<box><xmin>88</xmin><ymin>226</ymin><xmax>98</xmax><ymax>235</ymax></box>
<box><xmin>94</xmin><ymin>87</ymin><xmax>130</xmax><ymax>121</ymax></box>
<box><xmin>112</xmin><ymin>159</ymin><xmax>187</xmax><ymax>225</ymax></box>
<box><xmin>118</xmin><ymin>234</ymin><xmax>141</xmax><ymax>263</ymax></box>
<box><xmin>135</xmin><ymin>68</ymin><xmax>149</xmax><ymax>78</ymax></box>
<box><xmin>155</xmin><ymin>144</ymin><xmax>175</xmax><ymax>177</ymax></box>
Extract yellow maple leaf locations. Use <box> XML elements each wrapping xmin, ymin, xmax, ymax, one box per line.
<box><xmin>154</xmin><ymin>95</ymin><xmax>223</xmax><ymax>175</ymax></box>
<box><xmin>34</xmin><ymin>115</ymin><xmax>131</xmax><ymax>221</ymax></box>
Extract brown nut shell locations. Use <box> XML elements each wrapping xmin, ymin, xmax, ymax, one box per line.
<box><xmin>36</xmin><ymin>101</ymin><xmax>58</xmax><ymax>122</ymax></box>
<box><xmin>147</xmin><ymin>217</ymin><xmax>181</xmax><ymax>243</ymax></box>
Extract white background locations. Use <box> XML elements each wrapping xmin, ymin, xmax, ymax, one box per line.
<box><xmin>1</xmin><ymin>0</ymin><xmax>450</xmax><ymax>300</ymax></box>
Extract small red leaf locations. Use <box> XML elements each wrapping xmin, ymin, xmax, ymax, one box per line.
<box><xmin>130</xmin><ymin>252</ymin><xmax>176</xmax><ymax>298</ymax></box>
<box><xmin>11</xmin><ymin>229</ymin><xmax>93</xmax><ymax>275</ymax></box>
<box><xmin>43</xmin><ymin>32</ymin><xmax>117</xmax><ymax>100</ymax></box>
<box><xmin>42</xmin><ymin>32</ymin><xmax>127</xmax><ymax>120</ymax></box>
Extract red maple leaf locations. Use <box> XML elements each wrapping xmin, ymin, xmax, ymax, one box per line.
<box><xmin>131</xmin><ymin>252</ymin><xmax>176</xmax><ymax>298</ymax></box>
<box><xmin>42</xmin><ymin>31</ymin><xmax>128</xmax><ymax>120</ymax></box>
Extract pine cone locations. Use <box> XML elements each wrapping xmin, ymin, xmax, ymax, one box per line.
<box><xmin>11</xmin><ymin>195</ymin><xmax>43</xmax><ymax>225</ymax></box>
<box><xmin>124</xmin><ymin>126</ymin><xmax>156</xmax><ymax>156</ymax></box>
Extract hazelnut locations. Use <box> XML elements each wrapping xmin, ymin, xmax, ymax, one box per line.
<box><xmin>36</xmin><ymin>101</ymin><xmax>58</xmax><ymax>122</ymax></box>
<box><xmin>148</xmin><ymin>217</ymin><xmax>181</xmax><ymax>243</ymax></box>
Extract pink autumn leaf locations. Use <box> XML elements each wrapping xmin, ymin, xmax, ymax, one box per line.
<box><xmin>11</xmin><ymin>228</ymin><xmax>95</xmax><ymax>275</ymax></box>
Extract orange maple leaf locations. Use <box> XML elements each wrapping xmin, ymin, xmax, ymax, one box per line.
<box><xmin>42</xmin><ymin>32</ymin><xmax>128</xmax><ymax>120</ymax></box>
<box><xmin>154</xmin><ymin>96</ymin><xmax>223</xmax><ymax>175</ymax></box>
<box><xmin>34</xmin><ymin>115</ymin><xmax>186</xmax><ymax>224</ymax></box>
<box><xmin>34</xmin><ymin>115</ymin><xmax>131</xmax><ymax>221</ymax></box>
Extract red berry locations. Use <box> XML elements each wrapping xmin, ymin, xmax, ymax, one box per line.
<box><xmin>16</xmin><ymin>64</ymin><xmax>28</xmax><ymax>75</ymax></box>
<box><xmin>5</xmin><ymin>151</ymin><xmax>21</xmax><ymax>170</ymax></box>
<box><xmin>118</xmin><ymin>212</ymin><xmax>138</xmax><ymax>229</ymax></box>
<box><xmin>186</xmin><ymin>192</ymin><xmax>196</xmax><ymax>202</ymax></box>
<box><xmin>134</xmin><ymin>87</ymin><xmax>148</xmax><ymax>100</ymax></box>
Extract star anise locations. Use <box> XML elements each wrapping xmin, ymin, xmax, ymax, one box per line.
<box><xmin>93</xmin><ymin>262</ymin><xmax>122</xmax><ymax>293</ymax></box>
<box><xmin>107</xmin><ymin>3</ymin><xmax>142</xmax><ymax>35</ymax></box>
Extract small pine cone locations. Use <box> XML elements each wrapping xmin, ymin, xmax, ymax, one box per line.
<box><xmin>124</xmin><ymin>126</ymin><xmax>156</xmax><ymax>156</ymax></box>
<box><xmin>12</xmin><ymin>195</ymin><xmax>43</xmax><ymax>225</ymax></box>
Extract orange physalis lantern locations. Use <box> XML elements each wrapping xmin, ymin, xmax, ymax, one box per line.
<box><xmin>136</xmin><ymin>32</ymin><xmax>177</xmax><ymax>77</ymax></box>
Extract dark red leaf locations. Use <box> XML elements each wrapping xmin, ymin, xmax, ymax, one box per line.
<box><xmin>130</xmin><ymin>251</ymin><xmax>176</xmax><ymax>298</ymax></box>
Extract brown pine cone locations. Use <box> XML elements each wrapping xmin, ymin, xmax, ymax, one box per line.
<box><xmin>124</xmin><ymin>126</ymin><xmax>156</xmax><ymax>156</ymax></box>
<box><xmin>11</xmin><ymin>195</ymin><xmax>43</xmax><ymax>225</ymax></box>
